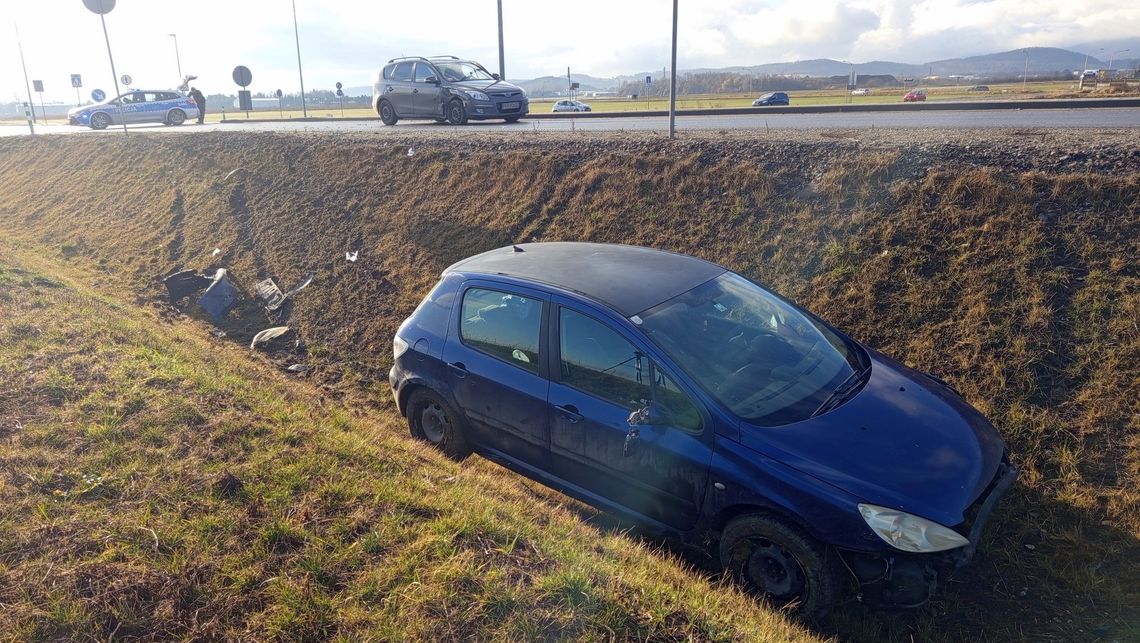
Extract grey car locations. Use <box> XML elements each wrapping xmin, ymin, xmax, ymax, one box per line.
<box><xmin>373</xmin><ymin>56</ymin><xmax>529</xmax><ymax>125</ymax></box>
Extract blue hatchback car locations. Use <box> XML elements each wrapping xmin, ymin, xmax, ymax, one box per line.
<box><xmin>752</xmin><ymin>91</ymin><xmax>790</xmax><ymax>106</ymax></box>
<box><xmin>390</xmin><ymin>243</ymin><xmax>1017</xmax><ymax>617</ymax></box>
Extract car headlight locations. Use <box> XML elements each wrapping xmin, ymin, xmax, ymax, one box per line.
<box><xmin>858</xmin><ymin>503</ymin><xmax>970</xmax><ymax>553</ymax></box>
<box><xmin>463</xmin><ymin>90</ymin><xmax>489</xmax><ymax>101</ymax></box>
<box><xmin>393</xmin><ymin>335</ymin><xmax>409</xmax><ymax>361</ymax></box>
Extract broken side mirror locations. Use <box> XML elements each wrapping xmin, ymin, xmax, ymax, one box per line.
<box><xmin>624</xmin><ymin>401</ymin><xmax>668</xmax><ymax>457</ymax></box>
<box><xmin>491</xmin><ymin>73</ymin><xmax>501</xmax><ymax>80</ymax></box>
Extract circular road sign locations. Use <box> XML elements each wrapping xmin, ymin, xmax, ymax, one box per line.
<box><xmin>336</xmin><ymin>89</ymin><xmax>344</xmax><ymax>97</ymax></box>
<box><xmin>275</xmin><ymin>88</ymin><xmax>283</xmax><ymax>98</ymax></box>
<box><xmin>232</xmin><ymin>65</ymin><xmax>253</xmax><ymax>88</ymax></box>
<box><xmin>91</xmin><ymin>89</ymin><xmax>106</xmax><ymax>102</ymax></box>
<box><xmin>83</xmin><ymin>0</ymin><xmax>116</xmax><ymax>14</ymax></box>
<box><xmin>335</xmin><ymin>81</ymin><xmax>343</xmax><ymax>90</ymax></box>
<box><xmin>120</xmin><ymin>74</ymin><xmax>132</xmax><ymax>86</ymax></box>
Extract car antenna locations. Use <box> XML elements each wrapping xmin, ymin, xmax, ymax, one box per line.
<box><xmin>513</xmin><ymin>245</ymin><xmax>524</xmax><ymax>252</ymax></box>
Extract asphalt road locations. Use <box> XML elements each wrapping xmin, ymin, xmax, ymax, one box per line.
<box><xmin>2</xmin><ymin>107</ymin><xmax>1138</xmax><ymax>137</ymax></box>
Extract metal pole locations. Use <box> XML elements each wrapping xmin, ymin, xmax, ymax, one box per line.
<box><xmin>668</xmin><ymin>0</ymin><xmax>678</xmax><ymax>138</ymax></box>
<box><xmin>100</xmin><ymin>14</ymin><xmax>128</xmax><ymax>135</ymax></box>
<box><xmin>1022</xmin><ymin>51</ymin><xmax>1028</xmax><ymax>91</ymax></box>
<box><xmin>14</xmin><ymin>23</ymin><xmax>37</xmax><ymax>125</ymax></box>
<box><xmin>168</xmin><ymin>34</ymin><xmax>182</xmax><ymax>80</ymax></box>
<box><xmin>292</xmin><ymin>0</ymin><xmax>308</xmax><ymax>117</ymax></box>
<box><xmin>497</xmin><ymin>0</ymin><xmax>505</xmax><ymax>79</ymax></box>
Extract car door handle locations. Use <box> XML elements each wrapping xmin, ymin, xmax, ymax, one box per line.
<box><xmin>448</xmin><ymin>361</ymin><xmax>468</xmax><ymax>378</ymax></box>
<box><xmin>385</xmin><ymin>86</ymin><xmax>394</xmax><ymax>93</ymax></box>
<box><xmin>554</xmin><ymin>404</ymin><xmax>583</xmax><ymax>423</ymax></box>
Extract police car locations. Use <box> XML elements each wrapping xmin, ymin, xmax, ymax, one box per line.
<box><xmin>68</xmin><ymin>90</ymin><xmax>200</xmax><ymax>130</ymax></box>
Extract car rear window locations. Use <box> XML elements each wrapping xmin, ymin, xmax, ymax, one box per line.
<box><xmin>460</xmin><ymin>288</ymin><xmax>542</xmax><ymax>373</ymax></box>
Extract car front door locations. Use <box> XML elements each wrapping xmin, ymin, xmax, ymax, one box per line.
<box><xmin>413</xmin><ymin>62</ymin><xmax>443</xmax><ymax>118</ymax></box>
<box><xmin>547</xmin><ymin>301</ymin><xmax>713</xmax><ymax>530</ymax></box>
<box><xmin>441</xmin><ymin>282</ymin><xmax>550</xmax><ymax>468</ymax></box>
<box><xmin>118</xmin><ymin>92</ymin><xmax>147</xmax><ymax>123</ymax></box>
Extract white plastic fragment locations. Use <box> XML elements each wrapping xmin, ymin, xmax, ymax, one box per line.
<box><xmin>283</xmin><ymin>271</ymin><xmax>315</xmax><ymax>299</ymax></box>
<box><xmin>407</xmin><ymin>147</ymin><xmax>415</xmax><ymax>157</ymax></box>
<box><xmin>345</xmin><ymin>251</ymin><xmax>358</xmax><ymax>262</ymax></box>
<box><xmin>286</xmin><ymin>364</ymin><xmax>310</xmax><ymax>373</ymax></box>
<box><xmin>211</xmin><ymin>248</ymin><xmax>221</xmax><ymax>257</ymax></box>
<box><xmin>250</xmin><ymin>326</ymin><xmax>289</xmax><ymax>350</ymax></box>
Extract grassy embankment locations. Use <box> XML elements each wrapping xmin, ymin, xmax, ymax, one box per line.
<box><xmin>0</xmin><ymin>132</ymin><xmax>1137</xmax><ymax>641</ymax></box>
<box><xmin>0</xmin><ymin>242</ymin><xmax>820</xmax><ymax>640</ymax></box>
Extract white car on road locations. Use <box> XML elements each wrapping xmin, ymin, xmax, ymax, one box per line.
<box><xmin>552</xmin><ymin>99</ymin><xmax>592</xmax><ymax>112</ymax></box>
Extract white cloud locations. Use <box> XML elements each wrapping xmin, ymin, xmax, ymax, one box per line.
<box><xmin>3</xmin><ymin>0</ymin><xmax>1138</xmax><ymax>103</ymax></box>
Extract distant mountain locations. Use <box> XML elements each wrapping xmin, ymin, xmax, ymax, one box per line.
<box><xmin>925</xmin><ymin>47</ymin><xmax>1101</xmax><ymax>75</ymax></box>
<box><xmin>513</xmin><ymin>74</ymin><xmax>616</xmax><ymax>96</ymax></box>
<box><xmin>1066</xmin><ymin>38</ymin><xmax>1140</xmax><ymax>68</ymax></box>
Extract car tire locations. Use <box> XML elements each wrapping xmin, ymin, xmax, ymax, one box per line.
<box><xmin>378</xmin><ymin>100</ymin><xmax>398</xmax><ymax>126</ymax></box>
<box><xmin>446</xmin><ymin>100</ymin><xmax>467</xmax><ymax>125</ymax></box>
<box><xmin>406</xmin><ymin>388</ymin><xmax>471</xmax><ymax>460</ymax></box>
<box><xmin>720</xmin><ymin>514</ymin><xmax>840</xmax><ymax>620</ymax></box>
<box><xmin>167</xmin><ymin>109</ymin><xmax>186</xmax><ymax>126</ymax></box>
<box><xmin>90</xmin><ymin>112</ymin><xmax>111</xmax><ymax>130</ymax></box>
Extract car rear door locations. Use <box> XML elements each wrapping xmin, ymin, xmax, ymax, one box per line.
<box><xmin>546</xmin><ymin>300</ymin><xmax>713</xmax><ymax>530</ymax></box>
<box><xmin>384</xmin><ymin>61</ymin><xmax>416</xmax><ymax>116</ymax></box>
<box><xmin>441</xmin><ymin>281</ymin><xmax>550</xmax><ymax>468</ymax></box>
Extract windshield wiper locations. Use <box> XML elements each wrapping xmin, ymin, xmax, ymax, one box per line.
<box><xmin>811</xmin><ymin>364</ymin><xmax>871</xmax><ymax>418</ymax></box>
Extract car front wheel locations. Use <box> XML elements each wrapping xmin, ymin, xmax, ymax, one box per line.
<box><xmin>446</xmin><ymin>100</ymin><xmax>468</xmax><ymax>125</ymax></box>
<box><xmin>720</xmin><ymin>514</ymin><xmax>840</xmax><ymax>620</ymax></box>
<box><xmin>406</xmin><ymin>389</ymin><xmax>470</xmax><ymax>460</ymax></box>
<box><xmin>90</xmin><ymin>112</ymin><xmax>111</xmax><ymax>130</ymax></box>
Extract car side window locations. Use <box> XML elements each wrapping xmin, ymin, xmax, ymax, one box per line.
<box><xmin>654</xmin><ymin>370</ymin><xmax>703</xmax><ymax>433</ymax></box>
<box><xmin>393</xmin><ymin>62</ymin><xmax>414</xmax><ymax>82</ymax></box>
<box><xmin>414</xmin><ymin>63</ymin><xmax>436</xmax><ymax>83</ymax></box>
<box><xmin>559</xmin><ymin>308</ymin><xmax>651</xmax><ymax>411</ymax></box>
<box><xmin>382</xmin><ymin>64</ymin><xmax>395</xmax><ymax>80</ymax></box>
<box><xmin>460</xmin><ymin>288</ymin><xmax>542</xmax><ymax>373</ymax></box>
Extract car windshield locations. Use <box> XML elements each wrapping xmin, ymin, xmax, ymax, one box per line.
<box><xmin>435</xmin><ymin>62</ymin><xmax>494</xmax><ymax>82</ymax></box>
<box><xmin>637</xmin><ymin>273</ymin><xmax>865</xmax><ymax>425</ymax></box>
<box><xmin>758</xmin><ymin>93</ymin><xmax>774</xmax><ymax>99</ymax></box>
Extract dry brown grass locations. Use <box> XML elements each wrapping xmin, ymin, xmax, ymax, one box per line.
<box><xmin>0</xmin><ymin>132</ymin><xmax>1137</xmax><ymax>641</ymax></box>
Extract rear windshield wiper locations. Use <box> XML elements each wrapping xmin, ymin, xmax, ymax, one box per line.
<box><xmin>811</xmin><ymin>364</ymin><xmax>871</xmax><ymax>418</ymax></box>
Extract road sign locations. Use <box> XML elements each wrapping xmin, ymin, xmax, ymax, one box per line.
<box><xmin>120</xmin><ymin>74</ymin><xmax>132</xmax><ymax>86</ymax></box>
<box><xmin>275</xmin><ymin>88</ymin><xmax>283</xmax><ymax>98</ymax></box>
<box><xmin>335</xmin><ymin>81</ymin><xmax>343</xmax><ymax>90</ymax></box>
<box><xmin>71</xmin><ymin>74</ymin><xmax>83</xmax><ymax>88</ymax></box>
<box><xmin>92</xmin><ymin>89</ymin><xmax>106</xmax><ymax>102</ymax></box>
<box><xmin>82</xmin><ymin>0</ymin><xmax>115</xmax><ymax>14</ymax></box>
<box><xmin>645</xmin><ymin>75</ymin><xmax>652</xmax><ymax>85</ymax></box>
<box><xmin>232</xmin><ymin>65</ymin><xmax>253</xmax><ymax>87</ymax></box>
<box><xmin>32</xmin><ymin>80</ymin><xmax>44</xmax><ymax>93</ymax></box>
<box><xmin>336</xmin><ymin>88</ymin><xmax>344</xmax><ymax>97</ymax></box>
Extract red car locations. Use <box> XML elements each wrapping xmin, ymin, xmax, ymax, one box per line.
<box><xmin>903</xmin><ymin>89</ymin><xmax>927</xmax><ymax>102</ymax></box>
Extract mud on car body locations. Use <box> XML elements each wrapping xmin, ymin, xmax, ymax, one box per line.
<box><xmin>389</xmin><ymin>242</ymin><xmax>1017</xmax><ymax>618</ymax></box>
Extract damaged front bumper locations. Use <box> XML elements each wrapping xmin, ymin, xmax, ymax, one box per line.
<box><xmin>842</xmin><ymin>461</ymin><xmax>1019</xmax><ymax>608</ymax></box>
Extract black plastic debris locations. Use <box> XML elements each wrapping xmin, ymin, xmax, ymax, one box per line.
<box><xmin>163</xmin><ymin>270</ymin><xmax>213</xmax><ymax>302</ymax></box>
<box><xmin>197</xmin><ymin>269</ymin><xmax>240</xmax><ymax>323</ymax></box>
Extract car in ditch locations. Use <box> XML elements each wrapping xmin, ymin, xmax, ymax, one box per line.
<box><xmin>373</xmin><ymin>56</ymin><xmax>529</xmax><ymax>125</ymax></box>
<box><xmin>752</xmin><ymin>91</ymin><xmax>790</xmax><ymax>106</ymax></box>
<box><xmin>389</xmin><ymin>242</ymin><xmax>1017</xmax><ymax>618</ymax></box>
<box><xmin>67</xmin><ymin>90</ymin><xmax>199</xmax><ymax>130</ymax></box>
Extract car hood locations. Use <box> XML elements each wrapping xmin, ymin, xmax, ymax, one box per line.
<box><xmin>452</xmin><ymin>79</ymin><xmax>525</xmax><ymax>95</ymax></box>
<box><xmin>69</xmin><ymin>101</ymin><xmax>113</xmax><ymax>116</ymax></box>
<box><xmin>739</xmin><ymin>349</ymin><xmax>1006</xmax><ymax>527</ymax></box>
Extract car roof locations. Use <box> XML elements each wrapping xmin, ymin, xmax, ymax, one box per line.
<box><xmin>445</xmin><ymin>242</ymin><xmax>726</xmax><ymax>316</ymax></box>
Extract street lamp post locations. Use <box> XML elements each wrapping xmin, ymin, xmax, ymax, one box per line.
<box><xmin>1022</xmin><ymin>50</ymin><xmax>1029</xmax><ymax>92</ymax></box>
<box><xmin>292</xmin><ymin>0</ymin><xmax>308</xmax><ymax>117</ymax></box>
<box><xmin>496</xmin><ymin>0</ymin><xmax>505</xmax><ymax>80</ymax></box>
<box><xmin>168</xmin><ymin>33</ymin><xmax>182</xmax><ymax>81</ymax></box>
<box><xmin>14</xmin><ymin>23</ymin><xmax>36</xmax><ymax>128</ymax></box>
<box><xmin>1108</xmin><ymin>49</ymin><xmax>1130</xmax><ymax>77</ymax></box>
<box><xmin>83</xmin><ymin>0</ymin><xmax>128</xmax><ymax>135</ymax></box>
<box><xmin>668</xmin><ymin>0</ymin><xmax>677</xmax><ymax>139</ymax></box>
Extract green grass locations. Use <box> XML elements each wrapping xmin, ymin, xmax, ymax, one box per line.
<box><xmin>0</xmin><ymin>245</ymin><xmax>821</xmax><ymax>641</ymax></box>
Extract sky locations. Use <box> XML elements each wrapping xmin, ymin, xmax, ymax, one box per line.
<box><xmin>4</xmin><ymin>0</ymin><xmax>1138</xmax><ymax>104</ymax></box>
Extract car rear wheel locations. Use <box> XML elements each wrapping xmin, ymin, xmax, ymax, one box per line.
<box><xmin>446</xmin><ymin>100</ymin><xmax>467</xmax><ymax>125</ymax></box>
<box><xmin>406</xmin><ymin>389</ymin><xmax>470</xmax><ymax>460</ymax></box>
<box><xmin>378</xmin><ymin>100</ymin><xmax>398</xmax><ymax>126</ymax></box>
<box><xmin>720</xmin><ymin>514</ymin><xmax>840</xmax><ymax>620</ymax></box>
<box><xmin>167</xmin><ymin>109</ymin><xmax>186</xmax><ymax>126</ymax></box>
<box><xmin>90</xmin><ymin>112</ymin><xmax>111</xmax><ymax>130</ymax></box>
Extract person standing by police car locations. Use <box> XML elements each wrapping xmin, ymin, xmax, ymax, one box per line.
<box><xmin>189</xmin><ymin>87</ymin><xmax>206</xmax><ymax>124</ymax></box>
